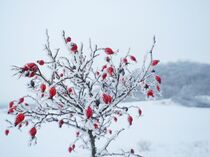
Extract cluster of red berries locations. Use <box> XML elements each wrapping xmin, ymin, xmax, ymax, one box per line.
<box><xmin>22</xmin><ymin>63</ymin><xmax>38</xmax><ymax>78</ymax></box>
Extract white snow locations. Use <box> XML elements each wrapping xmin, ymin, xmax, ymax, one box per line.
<box><xmin>1</xmin><ymin>99</ymin><xmax>210</xmax><ymax>157</ymax></box>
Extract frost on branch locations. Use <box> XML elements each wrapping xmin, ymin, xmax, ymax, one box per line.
<box><xmin>6</xmin><ymin>30</ymin><xmax>161</xmax><ymax>157</ymax></box>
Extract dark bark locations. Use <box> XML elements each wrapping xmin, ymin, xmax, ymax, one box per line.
<box><xmin>88</xmin><ymin>130</ymin><xmax>96</xmax><ymax>157</ymax></box>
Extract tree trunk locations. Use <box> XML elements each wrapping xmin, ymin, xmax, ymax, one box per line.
<box><xmin>88</xmin><ymin>130</ymin><xmax>96</xmax><ymax>157</ymax></box>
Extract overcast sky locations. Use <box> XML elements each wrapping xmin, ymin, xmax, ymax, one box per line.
<box><xmin>0</xmin><ymin>0</ymin><xmax>210</xmax><ymax>103</ymax></box>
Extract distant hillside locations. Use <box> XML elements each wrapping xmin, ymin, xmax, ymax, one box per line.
<box><xmin>132</xmin><ymin>61</ymin><xmax>210</xmax><ymax>107</ymax></box>
<box><xmin>157</xmin><ymin>62</ymin><xmax>210</xmax><ymax>107</ymax></box>
<box><xmin>157</xmin><ymin>61</ymin><xmax>210</xmax><ymax>98</ymax></box>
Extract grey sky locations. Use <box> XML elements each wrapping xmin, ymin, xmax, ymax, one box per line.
<box><xmin>0</xmin><ymin>0</ymin><xmax>210</xmax><ymax>103</ymax></box>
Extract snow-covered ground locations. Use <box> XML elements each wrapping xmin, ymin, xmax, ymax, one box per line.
<box><xmin>1</xmin><ymin>100</ymin><xmax>210</xmax><ymax>157</ymax></box>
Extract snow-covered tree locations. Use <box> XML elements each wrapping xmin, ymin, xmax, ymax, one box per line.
<box><xmin>5</xmin><ymin>30</ymin><xmax>161</xmax><ymax>157</ymax></box>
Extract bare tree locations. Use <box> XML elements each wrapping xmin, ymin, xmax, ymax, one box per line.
<box><xmin>5</xmin><ymin>30</ymin><xmax>161</xmax><ymax>157</ymax></box>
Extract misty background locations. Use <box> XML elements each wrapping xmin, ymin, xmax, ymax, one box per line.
<box><xmin>1</xmin><ymin>0</ymin><xmax>210</xmax><ymax>104</ymax></box>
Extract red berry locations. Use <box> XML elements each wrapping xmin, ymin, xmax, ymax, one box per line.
<box><xmin>70</xmin><ymin>43</ymin><xmax>78</xmax><ymax>53</ymax></box>
<box><xmin>94</xmin><ymin>123</ymin><xmax>98</xmax><ymax>129</ymax></box>
<box><xmin>37</xmin><ymin>60</ymin><xmax>45</xmax><ymax>65</ymax></box>
<box><xmin>105</xmin><ymin>48</ymin><xmax>114</xmax><ymax>55</ymax></box>
<box><xmin>18</xmin><ymin>123</ymin><xmax>22</xmax><ymax>129</ymax></box>
<box><xmin>108</xmin><ymin>129</ymin><xmax>112</xmax><ymax>134</ymax></box>
<box><xmin>59</xmin><ymin>119</ymin><xmax>64</xmax><ymax>128</ymax></box>
<box><xmin>5</xmin><ymin>129</ymin><xmax>9</xmax><ymax>136</ymax></box>
<box><xmin>76</xmin><ymin>131</ymin><xmax>80</xmax><ymax>137</ymax></box>
<box><xmin>25</xmin><ymin>63</ymin><xmax>38</xmax><ymax>74</ymax></box>
<box><xmin>72</xmin><ymin>144</ymin><xmax>75</xmax><ymax>149</ymax></box>
<box><xmin>25</xmin><ymin>63</ymin><xmax>36</xmax><ymax>69</ymax></box>
<box><xmin>102</xmin><ymin>73</ymin><xmax>107</xmax><ymax>80</ymax></box>
<box><xmin>29</xmin><ymin>72</ymin><xmax>35</xmax><ymax>78</ymax></box>
<box><xmin>128</xmin><ymin>115</ymin><xmax>133</xmax><ymax>126</ymax></box>
<box><xmin>8</xmin><ymin>108</ymin><xmax>14</xmax><ymax>114</ymax></box>
<box><xmin>107</xmin><ymin>66</ymin><xmax>114</xmax><ymax>76</ymax></box>
<box><xmin>123</xmin><ymin>58</ymin><xmax>128</xmax><ymax>64</ymax></box>
<box><xmin>155</xmin><ymin>75</ymin><xmax>161</xmax><ymax>84</ymax></box>
<box><xmin>105</xmin><ymin>56</ymin><xmax>111</xmax><ymax>62</ymax></box>
<box><xmin>40</xmin><ymin>83</ymin><xmax>46</xmax><ymax>92</ymax></box>
<box><xmin>25</xmin><ymin>121</ymin><xmax>29</xmax><ymax>126</ymax></box>
<box><xmin>49</xmin><ymin>87</ymin><xmax>56</xmax><ymax>99</ymax></box>
<box><xmin>96</xmin><ymin>71</ymin><xmax>100</xmax><ymax>76</ymax></box>
<box><xmin>85</xmin><ymin>106</ymin><xmax>93</xmax><ymax>119</ymax></box>
<box><xmin>15</xmin><ymin>113</ymin><xmax>25</xmax><ymax>126</ymax></box>
<box><xmin>130</xmin><ymin>55</ymin><xmax>137</xmax><ymax>62</ymax></box>
<box><xmin>147</xmin><ymin>89</ymin><xmax>154</xmax><ymax>97</ymax></box>
<box><xmin>22</xmin><ymin>65</ymin><xmax>29</xmax><ymax>71</ymax></box>
<box><xmin>156</xmin><ymin>85</ymin><xmax>160</xmax><ymax>92</ymax></box>
<box><xmin>29</xmin><ymin>127</ymin><xmax>37</xmax><ymax>138</ymax></box>
<box><xmin>9</xmin><ymin>101</ymin><xmax>14</xmax><ymax>108</ymax></box>
<box><xmin>114</xmin><ymin>117</ymin><xmax>118</xmax><ymax>122</ymax></box>
<box><xmin>18</xmin><ymin>97</ymin><xmax>24</xmax><ymax>104</ymax></box>
<box><xmin>68</xmin><ymin>146</ymin><xmax>73</xmax><ymax>153</ymax></box>
<box><xmin>68</xmin><ymin>87</ymin><xmax>73</xmax><ymax>94</ymax></box>
<box><xmin>138</xmin><ymin>109</ymin><xmax>142</xmax><ymax>116</ymax></box>
<box><xmin>102</xmin><ymin>94</ymin><xmax>112</xmax><ymax>104</ymax></box>
<box><xmin>151</xmin><ymin>60</ymin><xmax>159</xmax><ymax>66</ymax></box>
<box><xmin>101</xmin><ymin>65</ymin><xmax>107</xmax><ymax>71</ymax></box>
<box><xmin>66</xmin><ymin>37</ymin><xmax>71</xmax><ymax>43</ymax></box>
<box><xmin>60</xmin><ymin>73</ymin><xmax>64</xmax><ymax>77</ymax></box>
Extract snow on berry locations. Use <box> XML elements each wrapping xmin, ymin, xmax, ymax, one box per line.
<box><xmin>102</xmin><ymin>94</ymin><xmax>112</xmax><ymax>104</ymax></box>
<box><xmin>15</xmin><ymin>113</ymin><xmax>25</xmax><ymax>126</ymax></box>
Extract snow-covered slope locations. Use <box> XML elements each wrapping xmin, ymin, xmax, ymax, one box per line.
<box><xmin>1</xmin><ymin>100</ymin><xmax>210</xmax><ymax>157</ymax></box>
<box><xmin>131</xmin><ymin>62</ymin><xmax>210</xmax><ymax>107</ymax></box>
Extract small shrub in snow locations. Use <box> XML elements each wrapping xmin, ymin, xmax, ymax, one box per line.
<box><xmin>5</xmin><ymin>31</ymin><xmax>160</xmax><ymax>157</ymax></box>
